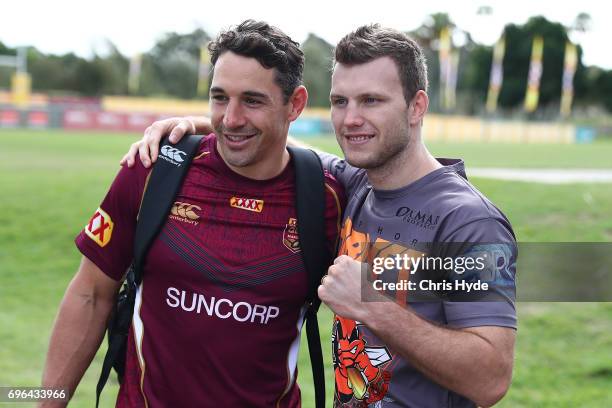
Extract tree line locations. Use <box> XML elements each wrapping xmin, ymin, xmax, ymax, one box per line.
<box><xmin>1</xmin><ymin>15</ymin><xmax>611</xmax><ymax>114</ymax></box>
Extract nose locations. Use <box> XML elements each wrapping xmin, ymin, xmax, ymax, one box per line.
<box><xmin>343</xmin><ymin>105</ymin><xmax>365</xmax><ymax>128</ymax></box>
<box><xmin>223</xmin><ymin>100</ymin><xmax>247</xmax><ymax>129</ymax></box>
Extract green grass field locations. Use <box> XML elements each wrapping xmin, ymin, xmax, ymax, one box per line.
<box><xmin>1</xmin><ymin>129</ymin><xmax>612</xmax><ymax>407</ymax></box>
<box><xmin>306</xmin><ymin>135</ymin><xmax>612</xmax><ymax>169</ymax></box>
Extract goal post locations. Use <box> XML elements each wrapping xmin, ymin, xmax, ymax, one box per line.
<box><xmin>0</xmin><ymin>47</ymin><xmax>31</xmax><ymax>107</ymax></box>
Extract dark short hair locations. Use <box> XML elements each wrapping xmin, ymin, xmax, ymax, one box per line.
<box><xmin>209</xmin><ymin>20</ymin><xmax>304</xmax><ymax>103</ymax></box>
<box><xmin>334</xmin><ymin>24</ymin><xmax>428</xmax><ymax>104</ymax></box>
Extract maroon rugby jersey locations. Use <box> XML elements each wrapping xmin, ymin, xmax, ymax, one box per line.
<box><xmin>76</xmin><ymin>134</ymin><xmax>344</xmax><ymax>407</ymax></box>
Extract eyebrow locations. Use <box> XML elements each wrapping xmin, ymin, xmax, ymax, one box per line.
<box><xmin>210</xmin><ymin>87</ymin><xmax>270</xmax><ymax>101</ymax></box>
<box><xmin>243</xmin><ymin>90</ymin><xmax>269</xmax><ymax>100</ymax></box>
<box><xmin>330</xmin><ymin>92</ymin><xmax>387</xmax><ymax>99</ymax></box>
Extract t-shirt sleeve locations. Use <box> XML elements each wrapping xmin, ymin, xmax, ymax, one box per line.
<box><xmin>317</xmin><ymin>150</ymin><xmax>366</xmax><ymax>198</ymax></box>
<box><xmin>323</xmin><ymin>171</ymin><xmax>346</xmax><ymax>256</ymax></box>
<box><xmin>439</xmin><ymin>217</ymin><xmax>518</xmax><ymax>330</ymax></box>
<box><xmin>75</xmin><ymin>161</ymin><xmax>151</xmax><ymax>281</ymax></box>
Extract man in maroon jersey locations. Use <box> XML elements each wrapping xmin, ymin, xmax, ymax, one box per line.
<box><xmin>41</xmin><ymin>20</ymin><xmax>344</xmax><ymax>407</ymax></box>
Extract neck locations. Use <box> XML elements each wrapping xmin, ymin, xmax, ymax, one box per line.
<box><xmin>367</xmin><ymin>138</ymin><xmax>442</xmax><ymax>191</ymax></box>
<box><xmin>219</xmin><ymin>143</ymin><xmax>291</xmax><ymax>181</ymax></box>
<box><xmin>233</xmin><ymin>151</ymin><xmax>291</xmax><ymax>180</ymax></box>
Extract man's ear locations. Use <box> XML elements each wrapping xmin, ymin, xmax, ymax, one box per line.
<box><xmin>288</xmin><ymin>85</ymin><xmax>308</xmax><ymax>122</ymax></box>
<box><xmin>409</xmin><ymin>90</ymin><xmax>429</xmax><ymax>126</ymax></box>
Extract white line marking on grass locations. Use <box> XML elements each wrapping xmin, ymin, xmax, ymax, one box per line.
<box><xmin>468</xmin><ymin>168</ymin><xmax>612</xmax><ymax>184</ymax></box>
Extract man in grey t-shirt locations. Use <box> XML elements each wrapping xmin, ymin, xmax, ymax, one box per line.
<box><xmin>315</xmin><ymin>26</ymin><xmax>516</xmax><ymax>408</ymax></box>
<box><xmin>124</xmin><ymin>24</ymin><xmax>516</xmax><ymax>408</ymax></box>
<box><xmin>318</xmin><ymin>153</ymin><xmax>516</xmax><ymax>407</ymax></box>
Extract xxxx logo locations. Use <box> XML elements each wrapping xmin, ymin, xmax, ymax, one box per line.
<box><xmin>230</xmin><ymin>196</ymin><xmax>264</xmax><ymax>213</ymax></box>
<box><xmin>85</xmin><ymin>207</ymin><xmax>114</xmax><ymax>247</ymax></box>
<box><xmin>170</xmin><ymin>202</ymin><xmax>201</xmax><ymax>225</ymax></box>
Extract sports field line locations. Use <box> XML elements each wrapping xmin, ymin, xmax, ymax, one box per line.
<box><xmin>468</xmin><ymin>168</ymin><xmax>612</xmax><ymax>184</ymax></box>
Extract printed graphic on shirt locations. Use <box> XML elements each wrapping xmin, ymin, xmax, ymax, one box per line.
<box><xmin>230</xmin><ymin>196</ymin><xmax>264</xmax><ymax>213</ymax></box>
<box><xmin>85</xmin><ymin>207</ymin><xmax>114</xmax><ymax>247</ymax></box>
<box><xmin>169</xmin><ymin>201</ymin><xmax>201</xmax><ymax>226</ymax></box>
<box><xmin>282</xmin><ymin>217</ymin><xmax>300</xmax><ymax>253</ymax></box>
<box><xmin>165</xmin><ymin>286</ymin><xmax>280</xmax><ymax>324</ymax></box>
<box><xmin>334</xmin><ymin>217</ymin><xmax>394</xmax><ymax>406</ymax></box>
<box><xmin>333</xmin><ymin>318</ymin><xmax>391</xmax><ymax>405</ymax></box>
<box><xmin>158</xmin><ymin>222</ymin><xmax>304</xmax><ymax>292</ymax></box>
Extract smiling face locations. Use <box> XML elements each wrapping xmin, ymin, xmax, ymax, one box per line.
<box><xmin>209</xmin><ymin>51</ymin><xmax>305</xmax><ymax>179</ymax></box>
<box><xmin>330</xmin><ymin>57</ymin><xmax>413</xmax><ymax>170</ymax></box>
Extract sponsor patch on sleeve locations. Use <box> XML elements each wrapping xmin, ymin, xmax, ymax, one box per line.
<box><xmin>85</xmin><ymin>207</ymin><xmax>114</xmax><ymax>247</ymax></box>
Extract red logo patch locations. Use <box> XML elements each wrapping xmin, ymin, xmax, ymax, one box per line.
<box><xmin>85</xmin><ymin>208</ymin><xmax>114</xmax><ymax>247</ymax></box>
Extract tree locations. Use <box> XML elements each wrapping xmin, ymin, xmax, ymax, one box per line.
<box><xmin>573</xmin><ymin>12</ymin><xmax>592</xmax><ymax>34</ymax></box>
<box><xmin>28</xmin><ymin>51</ymin><xmax>83</xmax><ymax>93</ymax></box>
<box><xmin>495</xmin><ymin>16</ymin><xmax>585</xmax><ymax>111</ymax></box>
<box><xmin>302</xmin><ymin>33</ymin><xmax>333</xmax><ymax>107</ymax></box>
<box><xmin>95</xmin><ymin>41</ymin><xmax>129</xmax><ymax>95</ymax></box>
<box><xmin>146</xmin><ymin>28</ymin><xmax>211</xmax><ymax>98</ymax></box>
<box><xmin>0</xmin><ymin>41</ymin><xmax>16</xmax><ymax>88</ymax></box>
<box><xmin>409</xmin><ymin>13</ymin><xmax>458</xmax><ymax>112</ymax></box>
<box><xmin>592</xmin><ymin>69</ymin><xmax>612</xmax><ymax>112</ymax></box>
<box><xmin>457</xmin><ymin>42</ymin><xmax>492</xmax><ymax>113</ymax></box>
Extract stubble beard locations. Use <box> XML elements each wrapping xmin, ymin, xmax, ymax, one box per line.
<box><xmin>343</xmin><ymin>121</ymin><xmax>411</xmax><ymax>173</ymax></box>
<box><xmin>214</xmin><ymin>125</ymin><xmax>260</xmax><ymax>168</ymax></box>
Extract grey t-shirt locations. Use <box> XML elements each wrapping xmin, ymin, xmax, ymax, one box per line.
<box><xmin>320</xmin><ymin>152</ymin><xmax>517</xmax><ymax>408</ymax></box>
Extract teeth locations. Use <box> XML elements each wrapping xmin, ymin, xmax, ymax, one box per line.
<box><xmin>226</xmin><ymin>134</ymin><xmax>249</xmax><ymax>142</ymax></box>
<box><xmin>348</xmin><ymin>135</ymin><xmax>371</xmax><ymax>142</ymax></box>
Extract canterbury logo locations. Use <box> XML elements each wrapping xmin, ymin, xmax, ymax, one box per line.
<box><xmin>170</xmin><ymin>202</ymin><xmax>201</xmax><ymax>225</ymax></box>
<box><xmin>230</xmin><ymin>197</ymin><xmax>264</xmax><ymax>213</ymax></box>
<box><xmin>160</xmin><ymin>145</ymin><xmax>186</xmax><ymax>164</ymax></box>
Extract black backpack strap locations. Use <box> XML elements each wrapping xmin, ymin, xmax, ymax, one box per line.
<box><xmin>287</xmin><ymin>146</ymin><xmax>332</xmax><ymax>408</ymax></box>
<box><xmin>305</xmin><ymin>310</ymin><xmax>325</xmax><ymax>408</ymax></box>
<box><xmin>288</xmin><ymin>147</ymin><xmax>332</xmax><ymax>305</ymax></box>
<box><xmin>95</xmin><ymin>291</ymin><xmax>134</xmax><ymax>408</ymax></box>
<box><xmin>133</xmin><ymin>134</ymin><xmax>203</xmax><ymax>284</ymax></box>
<box><xmin>96</xmin><ymin>135</ymin><xmax>203</xmax><ymax>408</ymax></box>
